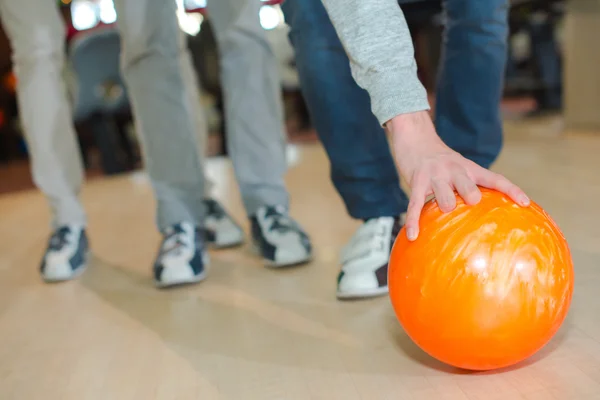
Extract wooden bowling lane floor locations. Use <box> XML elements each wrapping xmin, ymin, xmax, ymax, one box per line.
<box><xmin>1</xmin><ymin>116</ymin><xmax>600</xmax><ymax>399</ymax></box>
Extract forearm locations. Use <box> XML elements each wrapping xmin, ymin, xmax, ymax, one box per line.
<box><xmin>320</xmin><ymin>0</ymin><xmax>430</xmax><ymax>125</ymax></box>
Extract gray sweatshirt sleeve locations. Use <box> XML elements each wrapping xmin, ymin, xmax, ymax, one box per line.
<box><xmin>320</xmin><ymin>0</ymin><xmax>430</xmax><ymax>125</ymax></box>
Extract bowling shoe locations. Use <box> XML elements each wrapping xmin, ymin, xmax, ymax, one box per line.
<box><xmin>40</xmin><ymin>225</ymin><xmax>89</xmax><ymax>282</ymax></box>
<box><xmin>336</xmin><ymin>216</ymin><xmax>403</xmax><ymax>299</ymax></box>
<box><xmin>202</xmin><ymin>198</ymin><xmax>244</xmax><ymax>248</ymax></box>
<box><xmin>154</xmin><ymin>222</ymin><xmax>209</xmax><ymax>288</ymax></box>
<box><xmin>250</xmin><ymin>205</ymin><xmax>312</xmax><ymax>267</ymax></box>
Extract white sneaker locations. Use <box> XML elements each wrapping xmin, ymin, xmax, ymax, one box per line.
<box><xmin>41</xmin><ymin>225</ymin><xmax>89</xmax><ymax>282</ymax></box>
<box><xmin>336</xmin><ymin>216</ymin><xmax>404</xmax><ymax>299</ymax></box>
<box><xmin>154</xmin><ymin>222</ymin><xmax>209</xmax><ymax>288</ymax></box>
<box><xmin>251</xmin><ymin>205</ymin><xmax>312</xmax><ymax>267</ymax></box>
<box><xmin>203</xmin><ymin>199</ymin><xmax>245</xmax><ymax>248</ymax></box>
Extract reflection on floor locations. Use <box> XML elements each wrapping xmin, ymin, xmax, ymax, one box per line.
<box><xmin>0</xmin><ymin>115</ymin><xmax>599</xmax><ymax>399</ymax></box>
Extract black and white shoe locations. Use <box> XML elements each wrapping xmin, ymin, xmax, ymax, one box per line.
<box><xmin>202</xmin><ymin>198</ymin><xmax>244</xmax><ymax>249</ymax></box>
<box><xmin>336</xmin><ymin>216</ymin><xmax>403</xmax><ymax>299</ymax></box>
<box><xmin>154</xmin><ymin>222</ymin><xmax>209</xmax><ymax>288</ymax></box>
<box><xmin>251</xmin><ymin>205</ymin><xmax>312</xmax><ymax>267</ymax></box>
<box><xmin>40</xmin><ymin>225</ymin><xmax>89</xmax><ymax>282</ymax></box>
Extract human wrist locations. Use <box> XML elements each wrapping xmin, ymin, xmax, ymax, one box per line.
<box><xmin>385</xmin><ymin>110</ymin><xmax>439</xmax><ymax>145</ymax></box>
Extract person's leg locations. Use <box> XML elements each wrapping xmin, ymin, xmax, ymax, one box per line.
<box><xmin>206</xmin><ymin>0</ymin><xmax>288</xmax><ymax>215</ymax></box>
<box><xmin>0</xmin><ymin>0</ymin><xmax>89</xmax><ymax>281</ymax></box>
<box><xmin>528</xmin><ymin>11</ymin><xmax>562</xmax><ymax>112</ymax></box>
<box><xmin>282</xmin><ymin>0</ymin><xmax>408</xmax><ymax>221</ymax></box>
<box><xmin>179</xmin><ymin>35</ymin><xmax>210</xmax><ymax>186</ymax></box>
<box><xmin>113</xmin><ymin>0</ymin><xmax>207</xmax><ymax>287</ymax></box>
<box><xmin>179</xmin><ymin>32</ymin><xmax>245</xmax><ymax>249</ymax></box>
<box><xmin>282</xmin><ymin>0</ymin><xmax>406</xmax><ymax>299</ymax></box>
<box><xmin>207</xmin><ymin>0</ymin><xmax>312</xmax><ymax>268</ymax></box>
<box><xmin>434</xmin><ymin>0</ymin><xmax>509</xmax><ymax>168</ymax></box>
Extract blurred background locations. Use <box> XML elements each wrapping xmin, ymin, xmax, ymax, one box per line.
<box><xmin>0</xmin><ymin>0</ymin><xmax>571</xmax><ymax>193</ymax></box>
<box><xmin>2</xmin><ymin>2</ymin><xmax>600</xmax><ymax>397</ymax></box>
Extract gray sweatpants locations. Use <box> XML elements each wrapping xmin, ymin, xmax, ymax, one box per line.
<box><xmin>0</xmin><ymin>0</ymin><xmax>288</xmax><ymax>231</ymax></box>
<box><xmin>206</xmin><ymin>0</ymin><xmax>289</xmax><ymax>214</ymax></box>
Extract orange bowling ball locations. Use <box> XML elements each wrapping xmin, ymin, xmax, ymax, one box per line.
<box><xmin>389</xmin><ymin>188</ymin><xmax>574</xmax><ymax>371</ymax></box>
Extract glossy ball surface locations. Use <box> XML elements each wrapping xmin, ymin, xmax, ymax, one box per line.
<box><xmin>389</xmin><ymin>188</ymin><xmax>574</xmax><ymax>371</ymax></box>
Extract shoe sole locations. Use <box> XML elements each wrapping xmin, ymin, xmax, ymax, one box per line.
<box><xmin>206</xmin><ymin>238</ymin><xmax>244</xmax><ymax>250</ymax></box>
<box><xmin>155</xmin><ymin>270</ymin><xmax>207</xmax><ymax>289</ymax></box>
<box><xmin>265</xmin><ymin>255</ymin><xmax>313</xmax><ymax>268</ymax></box>
<box><xmin>336</xmin><ymin>286</ymin><xmax>389</xmax><ymax>300</ymax></box>
<box><xmin>249</xmin><ymin>242</ymin><xmax>312</xmax><ymax>268</ymax></box>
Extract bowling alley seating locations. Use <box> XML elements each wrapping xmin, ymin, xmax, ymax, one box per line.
<box><xmin>68</xmin><ymin>27</ymin><xmax>137</xmax><ymax>175</ymax></box>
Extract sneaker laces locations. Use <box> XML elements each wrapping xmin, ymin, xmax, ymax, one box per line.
<box><xmin>340</xmin><ymin>218</ymin><xmax>391</xmax><ymax>264</ymax></box>
<box><xmin>160</xmin><ymin>224</ymin><xmax>191</xmax><ymax>257</ymax></box>
<box><xmin>48</xmin><ymin>227</ymin><xmax>73</xmax><ymax>251</ymax></box>
<box><xmin>264</xmin><ymin>206</ymin><xmax>301</xmax><ymax>234</ymax></box>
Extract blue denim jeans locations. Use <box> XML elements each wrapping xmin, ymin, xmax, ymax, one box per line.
<box><xmin>281</xmin><ymin>0</ymin><xmax>508</xmax><ymax>219</ymax></box>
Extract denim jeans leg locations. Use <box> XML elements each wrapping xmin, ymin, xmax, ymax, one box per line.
<box><xmin>435</xmin><ymin>0</ymin><xmax>509</xmax><ymax>168</ymax></box>
<box><xmin>282</xmin><ymin>0</ymin><xmax>409</xmax><ymax>219</ymax></box>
